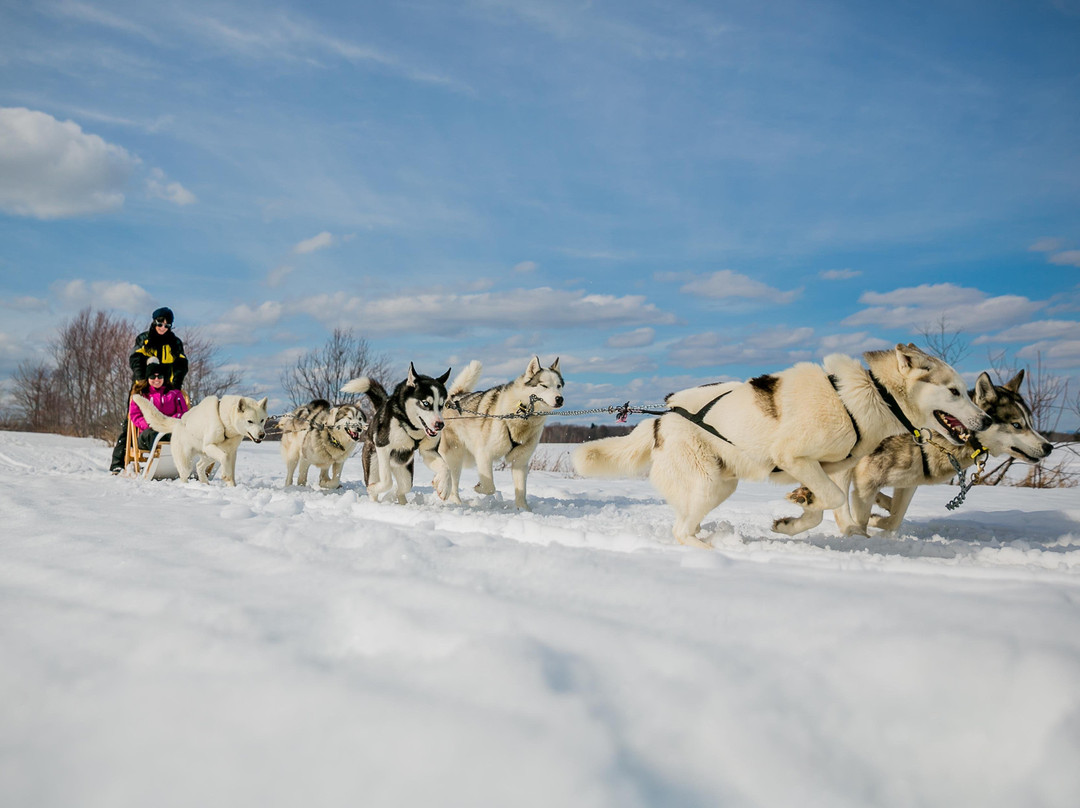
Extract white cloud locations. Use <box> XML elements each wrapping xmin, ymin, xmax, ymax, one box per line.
<box><xmin>1049</xmin><ymin>250</ymin><xmax>1080</xmax><ymax>267</ymax></box>
<box><xmin>844</xmin><ymin>284</ymin><xmax>1043</xmax><ymax>331</ymax></box>
<box><xmin>676</xmin><ymin>270</ymin><xmax>802</xmax><ymax>305</ymax></box>
<box><xmin>0</xmin><ymin>107</ymin><xmax>139</xmax><ymax>219</ymax></box>
<box><xmin>1017</xmin><ymin>339</ymin><xmax>1080</xmax><ymax>367</ymax></box>
<box><xmin>818</xmin><ymin>332</ymin><xmax>893</xmax><ymax>356</ymax></box>
<box><xmin>974</xmin><ymin>320</ymin><xmax>1080</xmax><ymax>344</ymax></box>
<box><xmin>0</xmin><ymin>295</ymin><xmax>49</xmax><ymax>311</ymax></box>
<box><xmin>294</xmin><ymin>232</ymin><xmax>335</xmax><ymax>254</ymax></box>
<box><xmin>146</xmin><ymin>168</ymin><xmax>196</xmax><ymax>206</ymax></box>
<box><xmin>291</xmin><ymin>288</ymin><xmax>676</xmax><ymax>336</ymax></box>
<box><xmin>52</xmin><ymin>280</ymin><xmax>152</xmax><ymax>313</ymax></box>
<box><xmin>819</xmin><ymin>268</ymin><xmax>862</xmax><ymax>280</ymax></box>
<box><xmin>203</xmin><ymin>301</ymin><xmax>285</xmax><ymax>345</ymax></box>
<box><xmin>1029</xmin><ymin>237</ymin><xmax>1064</xmax><ymax>252</ymax></box>
<box><xmin>513</xmin><ymin>261</ymin><xmax>538</xmax><ymax>274</ymax></box>
<box><xmin>266</xmin><ymin>265</ymin><xmax>294</xmax><ymax>288</ymax></box>
<box><xmin>666</xmin><ymin>330</ymin><xmax>813</xmax><ymax>369</ymax></box>
<box><xmin>606</xmin><ymin>327</ymin><xmax>655</xmax><ymax>349</ymax></box>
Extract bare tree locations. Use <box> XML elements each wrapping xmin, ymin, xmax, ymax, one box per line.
<box><xmin>919</xmin><ymin>315</ymin><xmax>970</xmax><ymax>366</ymax></box>
<box><xmin>9</xmin><ymin>361</ymin><xmax>63</xmax><ymax>434</ymax></box>
<box><xmin>182</xmin><ymin>327</ymin><xmax>244</xmax><ymax>402</ymax></box>
<box><xmin>281</xmin><ymin>328</ymin><xmax>390</xmax><ymax>407</ymax></box>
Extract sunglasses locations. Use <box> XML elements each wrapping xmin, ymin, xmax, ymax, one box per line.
<box><xmin>153</xmin><ymin>318</ymin><xmax>173</xmax><ymax>328</ymax></box>
<box><xmin>148</xmin><ymin>371</ymin><xmax>166</xmax><ymax>379</ymax></box>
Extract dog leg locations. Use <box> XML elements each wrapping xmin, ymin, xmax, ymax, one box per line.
<box><xmin>869</xmin><ymin>486</ymin><xmax>917</xmax><ymax>533</ymax></box>
<box><xmin>173</xmin><ymin>442</ymin><xmax>194</xmax><ymax>482</ymax></box>
<box><xmin>321</xmin><ymin>462</ymin><xmax>343</xmax><ymax>490</ymax></box>
<box><xmin>284</xmin><ymin>453</ymin><xmax>297</xmax><ymax>486</ymax></box>
<box><xmin>473</xmin><ymin>453</ymin><xmax>497</xmax><ymax>496</ymax></box>
<box><xmin>771</xmin><ymin>459</ymin><xmax>844</xmax><ymax>536</ymax></box>
<box><xmin>297</xmin><ymin>458</ymin><xmax>311</xmax><ymax>488</ymax></box>
<box><xmin>201</xmin><ymin>444</ymin><xmax>233</xmax><ymax>485</ymax></box>
<box><xmin>511</xmin><ymin>458</ymin><xmax>530</xmax><ymax>511</ymax></box>
<box><xmin>367</xmin><ymin>450</ymin><xmax>394</xmax><ymax>503</ymax></box>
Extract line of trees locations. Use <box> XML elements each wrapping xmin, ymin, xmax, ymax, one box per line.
<box><xmin>1</xmin><ymin>308</ymin><xmax>241</xmax><ymax>440</ymax></box>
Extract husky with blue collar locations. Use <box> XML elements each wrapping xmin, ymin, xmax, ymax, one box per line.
<box><xmin>342</xmin><ymin>364</ymin><xmax>451</xmax><ymax>504</ymax></box>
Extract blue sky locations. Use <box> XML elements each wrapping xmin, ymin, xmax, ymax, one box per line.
<box><xmin>2</xmin><ymin>0</ymin><xmax>1079</xmax><ymax>427</ymax></box>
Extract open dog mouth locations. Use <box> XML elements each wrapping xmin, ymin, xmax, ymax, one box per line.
<box><xmin>934</xmin><ymin>411</ymin><xmax>970</xmax><ymax>444</ymax></box>
<box><xmin>418</xmin><ymin>416</ymin><xmax>442</xmax><ymax>437</ymax></box>
<box><xmin>345</xmin><ymin>426</ymin><xmax>361</xmax><ymax>441</ymax></box>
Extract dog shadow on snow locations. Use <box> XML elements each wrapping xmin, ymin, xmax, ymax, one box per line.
<box><xmin>722</xmin><ymin>507</ymin><xmax>1080</xmax><ymax>560</ymax></box>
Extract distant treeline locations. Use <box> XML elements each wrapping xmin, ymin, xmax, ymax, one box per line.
<box><xmin>539</xmin><ymin>422</ymin><xmax>633</xmax><ymax>443</ymax></box>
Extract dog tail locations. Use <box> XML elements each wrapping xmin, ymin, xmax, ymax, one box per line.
<box><xmin>573</xmin><ymin>419</ymin><xmax>656</xmax><ymax>478</ymax></box>
<box><xmin>448</xmin><ymin>360</ymin><xmax>483</xmax><ymax>398</ymax></box>
<box><xmin>132</xmin><ymin>394</ymin><xmax>181</xmax><ymax>434</ymax></box>
<box><xmin>342</xmin><ymin>377</ymin><xmax>387</xmax><ymax>409</ymax></box>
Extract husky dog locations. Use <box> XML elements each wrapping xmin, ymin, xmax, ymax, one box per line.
<box><xmin>280</xmin><ymin>399</ymin><xmax>367</xmax><ymax>489</ymax></box>
<box><xmin>435</xmin><ymin>356</ymin><xmax>564</xmax><ymax>510</ymax></box>
<box><xmin>341</xmin><ymin>364</ymin><xmax>451</xmax><ymax>504</ymax></box>
<box><xmin>833</xmin><ymin>370</ymin><xmax>1051</xmax><ymax>535</ymax></box>
<box><xmin>133</xmin><ymin>394</ymin><xmax>268</xmax><ymax>486</ymax></box>
<box><xmin>574</xmin><ymin>344</ymin><xmax>991</xmax><ymax>547</ymax></box>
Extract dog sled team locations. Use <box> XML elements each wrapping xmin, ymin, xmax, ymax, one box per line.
<box><xmin>117</xmin><ymin>306</ymin><xmax>1051</xmax><ymax>546</ymax></box>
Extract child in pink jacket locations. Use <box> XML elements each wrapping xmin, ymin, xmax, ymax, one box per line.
<box><xmin>129</xmin><ymin>360</ymin><xmax>188</xmax><ymax>449</ymax></box>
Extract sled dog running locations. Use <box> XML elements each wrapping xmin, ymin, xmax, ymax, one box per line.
<box><xmin>833</xmin><ymin>369</ymin><xmax>1052</xmax><ymax>535</ymax></box>
<box><xmin>133</xmin><ymin>393</ymin><xmax>269</xmax><ymax>486</ymax></box>
<box><xmin>574</xmin><ymin>344</ymin><xmax>991</xmax><ymax>548</ymax></box>
<box><xmin>280</xmin><ymin>399</ymin><xmax>367</xmax><ymax>489</ymax></box>
<box><xmin>435</xmin><ymin>356</ymin><xmax>564</xmax><ymax>510</ymax></box>
<box><xmin>342</xmin><ymin>364</ymin><xmax>451</xmax><ymax>504</ymax></box>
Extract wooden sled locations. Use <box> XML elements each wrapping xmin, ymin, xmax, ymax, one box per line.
<box><xmin>124</xmin><ymin>417</ymin><xmax>179</xmax><ymax>480</ymax></box>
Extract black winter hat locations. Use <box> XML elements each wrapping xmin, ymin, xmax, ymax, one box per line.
<box><xmin>146</xmin><ymin>359</ymin><xmax>167</xmax><ymax>378</ymax></box>
<box><xmin>152</xmin><ymin>307</ymin><xmax>174</xmax><ymax>324</ymax></box>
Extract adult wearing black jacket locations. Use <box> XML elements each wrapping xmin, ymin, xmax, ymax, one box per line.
<box><xmin>109</xmin><ymin>307</ymin><xmax>189</xmax><ymax>473</ymax></box>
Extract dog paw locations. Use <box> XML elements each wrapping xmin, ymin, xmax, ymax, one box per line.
<box><xmin>676</xmin><ymin>533</ymin><xmax>713</xmax><ymax>549</ymax></box>
<box><xmin>319</xmin><ymin>481</ymin><xmax>341</xmax><ymax>490</ymax></box>
<box><xmin>843</xmin><ymin>524</ymin><xmax>869</xmax><ymax>537</ymax></box>
<box><xmin>787</xmin><ymin>487</ymin><xmax>814</xmax><ymax>506</ymax></box>
<box><xmin>474</xmin><ymin>481</ymin><xmax>497</xmax><ymax>496</ymax></box>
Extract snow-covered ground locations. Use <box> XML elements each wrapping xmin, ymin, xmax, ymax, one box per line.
<box><xmin>2</xmin><ymin>430</ymin><xmax>1078</xmax><ymax>808</ymax></box>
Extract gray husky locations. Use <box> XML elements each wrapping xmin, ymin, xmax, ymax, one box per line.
<box><xmin>435</xmin><ymin>356</ymin><xmax>564</xmax><ymax>510</ymax></box>
<box><xmin>833</xmin><ymin>370</ymin><xmax>1052</xmax><ymax>534</ymax></box>
<box><xmin>280</xmin><ymin>399</ymin><xmax>367</xmax><ymax>489</ymax></box>
<box><xmin>341</xmin><ymin>364</ymin><xmax>451</xmax><ymax>504</ymax></box>
<box><xmin>574</xmin><ymin>344</ymin><xmax>991</xmax><ymax>547</ymax></box>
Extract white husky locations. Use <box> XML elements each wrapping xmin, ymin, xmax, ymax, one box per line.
<box><xmin>435</xmin><ymin>356</ymin><xmax>564</xmax><ymax>510</ymax></box>
<box><xmin>574</xmin><ymin>344</ymin><xmax>991</xmax><ymax>547</ymax></box>
<box><xmin>133</xmin><ymin>394</ymin><xmax>269</xmax><ymax>486</ymax></box>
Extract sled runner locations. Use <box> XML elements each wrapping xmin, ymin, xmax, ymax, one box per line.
<box><xmin>124</xmin><ymin>415</ymin><xmax>179</xmax><ymax>480</ymax></box>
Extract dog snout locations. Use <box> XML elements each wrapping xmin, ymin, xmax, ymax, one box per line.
<box><xmin>977</xmin><ymin>413</ymin><xmax>992</xmax><ymax>431</ymax></box>
<box><xmin>1041</xmin><ymin>442</ymin><xmax>1053</xmax><ymax>457</ymax></box>
<box><xmin>554</xmin><ymin>395</ymin><xmax>564</xmax><ymax>408</ymax></box>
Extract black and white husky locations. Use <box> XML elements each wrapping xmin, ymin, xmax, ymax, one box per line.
<box><xmin>435</xmin><ymin>356</ymin><xmax>564</xmax><ymax>510</ymax></box>
<box><xmin>342</xmin><ymin>364</ymin><xmax>451</xmax><ymax>504</ymax></box>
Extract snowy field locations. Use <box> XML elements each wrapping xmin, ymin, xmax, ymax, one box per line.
<box><xmin>2</xmin><ymin>429</ymin><xmax>1079</xmax><ymax>808</ymax></box>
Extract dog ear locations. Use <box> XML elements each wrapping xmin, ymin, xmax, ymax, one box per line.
<box><xmin>237</xmin><ymin>399</ymin><xmax>246</xmax><ymax>412</ymax></box>
<box><xmin>973</xmin><ymin>372</ymin><xmax>996</xmax><ymax>406</ymax></box>
<box><xmin>1004</xmin><ymin>368</ymin><xmax>1025</xmax><ymax>393</ymax></box>
<box><xmin>527</xmin><ymin>356</ymin><xmax>541</xmax><ymax>376</ymax></box>
<box><xmin>407</xmin><ymin>363</ymin><xmax>418</xmax><ymax>387</ymax></box>
<box><xmin>258</xmin><ymin>397</ymin><xmax>268</xmax><ymax>411</ymax></box>
<box><xmin>895</xmin><ymin>343</ymin><xmax>932</xmax><ymax>372</ymax></box>
<box><xmin>550</xmin><ymin>357</ymin><xmax>560</xmax><ymax>372</ymax></box>
<box><xmin>437</xmin><ymin>368</ymin><xmax>451</xmax><ymax>385</ymax></box>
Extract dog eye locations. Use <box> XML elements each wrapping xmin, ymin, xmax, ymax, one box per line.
<box><xmin>1012</xmin><ymin>422</ymin><xmax>1022</xmax><ymax>429</ymax></box>
<box><xmin>949</xmin><ymin>387</ymin><xmax>960</xmax><ymax>397</ymax></box>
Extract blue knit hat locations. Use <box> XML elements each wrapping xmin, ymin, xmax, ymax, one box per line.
<box><xmin>151</xmin><ymin>307</ymin><xmax>174</xmax><ymax>325</ymax></box>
